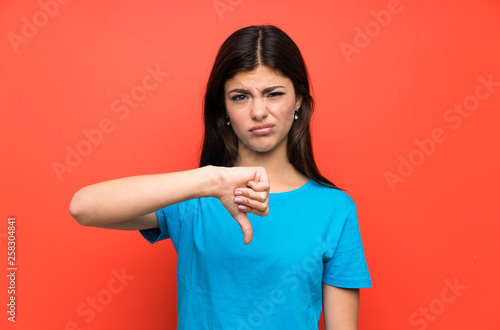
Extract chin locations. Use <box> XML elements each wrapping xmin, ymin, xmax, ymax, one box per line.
<box><xmin>239</xmin><ymin>137</ymin><xmax>287</xmax><ymax>155</ymax></box>
<box><xmin>246</xmin><ymin>143</ymin><xmax>279</xmax><ymax>154</ymax></box>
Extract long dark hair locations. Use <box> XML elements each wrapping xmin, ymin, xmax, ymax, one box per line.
<box><xmin>200</xmin><ymin>25</ymin><xmax>339</xmax><ymax>189</ymax></box>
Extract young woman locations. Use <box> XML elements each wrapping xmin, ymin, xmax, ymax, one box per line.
<box><xmin>70</xmin><ymin>25</ymin><xmax>372</xmax><ymax>329</ymax></box>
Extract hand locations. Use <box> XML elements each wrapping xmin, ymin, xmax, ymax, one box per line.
<box><xmin>212</xmin><ymin>166</ymin><xmax>270</xmax><ymax>244</ymax></box>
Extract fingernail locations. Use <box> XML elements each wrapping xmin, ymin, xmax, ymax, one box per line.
<box><xmin>234</xmin><ymin>197</ymin><xmax>243</xmax><ymax>203</ymax></box>
<box><xmin>238</xmin><ymin>205</ymin><xmax>247</xmax><ymax>211</ymax></box>
<box><xmin>235</xmin><ymin>190</ymin><xmax>243</xmax><ymax>196</ymax></box>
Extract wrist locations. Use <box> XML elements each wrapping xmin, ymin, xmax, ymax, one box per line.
<box><xmin>199</xmin><ymin>165</ymin><xmax>223</xmax><ymax>198</ymax></box>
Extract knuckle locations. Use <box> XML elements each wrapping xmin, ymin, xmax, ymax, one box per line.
<box><xmin>254</xmin><ymin>193</ymin><xmax>263</xmax><ymax>202</ymax></box>
<box><xmin>247</xmin><ymin>199</ymin><xmax>258</xmax><ymax>209</ymax></box>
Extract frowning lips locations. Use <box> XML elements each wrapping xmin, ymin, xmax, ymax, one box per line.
<box><xmin>249</xmin><ymin>123</ymin><xmax>274</xmax><ymax>132</ymax></box>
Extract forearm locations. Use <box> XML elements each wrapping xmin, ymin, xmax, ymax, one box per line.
<box><xmin>69</xmin><ymin>166</ymin><xmax>217</xmax><ymax>226</ymax></box>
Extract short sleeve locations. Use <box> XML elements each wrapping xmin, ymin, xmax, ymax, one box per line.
<box><xmin>138</xmin><ymin>210</ymin><xmax>170</xmax><ymax>244</ymax></box>
<box><xmin>323</xmin><ymin>204</ymin><xmax>372</xmax><ymax>288</ymax></box>
<box><xmin>139</xmin><ymin>202</ymin><xmax>184</xmax><ymax>245</ymax></box>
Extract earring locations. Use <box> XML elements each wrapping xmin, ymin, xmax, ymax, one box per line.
<box><xmin>226</xmin><ymin>115</ymin><xmax>231</xmax><ymax>126</ymax></box>
<box><xmin>294</xmin><ymin>110</ymin><xmax>299</xmax><ymax>120</ymax></box>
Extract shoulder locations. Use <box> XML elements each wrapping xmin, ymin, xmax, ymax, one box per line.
<box><xmin>307</xmin><ymin>180</ymin><xmax>356</xmax><ymax>211</ymax></box>
<box><xmin>308</xmin><ymin>180</ymin><xmax>354</xmax><ymax>201</ymax></box>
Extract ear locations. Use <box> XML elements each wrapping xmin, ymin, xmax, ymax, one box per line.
<box><xmin>295</xmin><ymin>95</ymin><xmax>303</xmax><ymax>111</ymax></box>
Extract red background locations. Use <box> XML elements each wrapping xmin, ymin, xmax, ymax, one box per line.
<box><xmin>1</xmin><ymin>0</ymin><xmax>500</xmax><ymax>329</ymax></box>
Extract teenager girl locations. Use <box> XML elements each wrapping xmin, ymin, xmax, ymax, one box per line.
<box><xmin>70</xmin><ymin>25</ymin><xmax>372</xmax><ymax>329</ymax></box>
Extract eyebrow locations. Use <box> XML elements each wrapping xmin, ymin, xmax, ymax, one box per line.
<box><xmin>228</xmin><ymin>85</ymin><xmax>285</xmax><ymax>94</ymax></box>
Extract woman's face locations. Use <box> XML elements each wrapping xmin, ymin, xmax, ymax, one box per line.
<box><xmin>224</xmin><ymin>65</ymin><xmax>302</xmax><ymax>155</ymax></box>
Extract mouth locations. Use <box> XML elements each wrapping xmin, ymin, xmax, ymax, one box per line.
<box><xmin>249</xmin><ymin>123</ymin><xmax>274</xmax><ymax>136</ymax></box>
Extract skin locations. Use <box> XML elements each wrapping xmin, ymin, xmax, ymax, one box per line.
<box><xmin>224</xmin><ymin>65</ymin><xmax>307</xmax><ymax>193</ymax></box>
<box><xmin>69</xmin><ymin>64</ymin><xmax>360</xmax><ymax>329</ymax></box>
<box><xmin>323</xmin><ymin>284</ymin><xmax>360</xmax><ymax>330</ymax></box>
<box><xmin>224</xmin><ymin>66</ymin><xmax>360</xmax><ymax>329</ymax></box>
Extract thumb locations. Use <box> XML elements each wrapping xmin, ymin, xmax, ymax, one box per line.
<box><xmin>233</xmin><ymin>212</ymin><xmax>253</xmax><ymax>245</ymax></box>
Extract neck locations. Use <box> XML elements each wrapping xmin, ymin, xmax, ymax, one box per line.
<box><xmin>234</xmin><ymin>141</ymin><xmax>308</xmax><ymax>193</ymax></box>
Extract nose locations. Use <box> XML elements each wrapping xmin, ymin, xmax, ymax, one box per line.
<box><xmin>250</xmin><ymin>98</ymin><xmax>268</xmax><ymax>121</ymax></box>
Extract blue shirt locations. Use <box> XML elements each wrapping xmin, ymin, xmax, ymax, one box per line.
<box><xmin>140</xmin><ymin>179</ymin><xmax>372</xmax><ymax>329</ymax></box>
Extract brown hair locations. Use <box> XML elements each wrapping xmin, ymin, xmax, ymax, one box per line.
<box><xmin>200</xmin><ymin>25</ymin><xmax>338</xmax><ymax>189</ymax></box>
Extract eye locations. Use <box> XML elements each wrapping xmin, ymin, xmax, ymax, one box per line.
<box><xmin>231</xmin><ymin>94</ymin><xmax>247</xmax><ymax>102</ymax></box>
<box><xmin>268</xmin><ymin>92</ymin><xmax>284</xmax><ymax>98</ymax></box>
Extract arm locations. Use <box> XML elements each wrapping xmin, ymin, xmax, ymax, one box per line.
<box><xmin>323</xmin><ymin>283</ymin><xmax>360</xmax><ymax>330</ymax></box>
<box><xmin>69</xmin><ymin>166</ymin><xmax>269</xmax><ymax>244</ymax></box>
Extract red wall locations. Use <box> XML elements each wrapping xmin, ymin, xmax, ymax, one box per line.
<box><xmin>1</xmin><ymin>0</ymin><xmax>499</xmax><ymax>329</ymax></box>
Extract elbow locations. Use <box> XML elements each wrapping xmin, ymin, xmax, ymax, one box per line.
<box><xmin>69</xmin><ymin>188</ymin><xmax>93</xmax><ymax>226</ymax></box>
